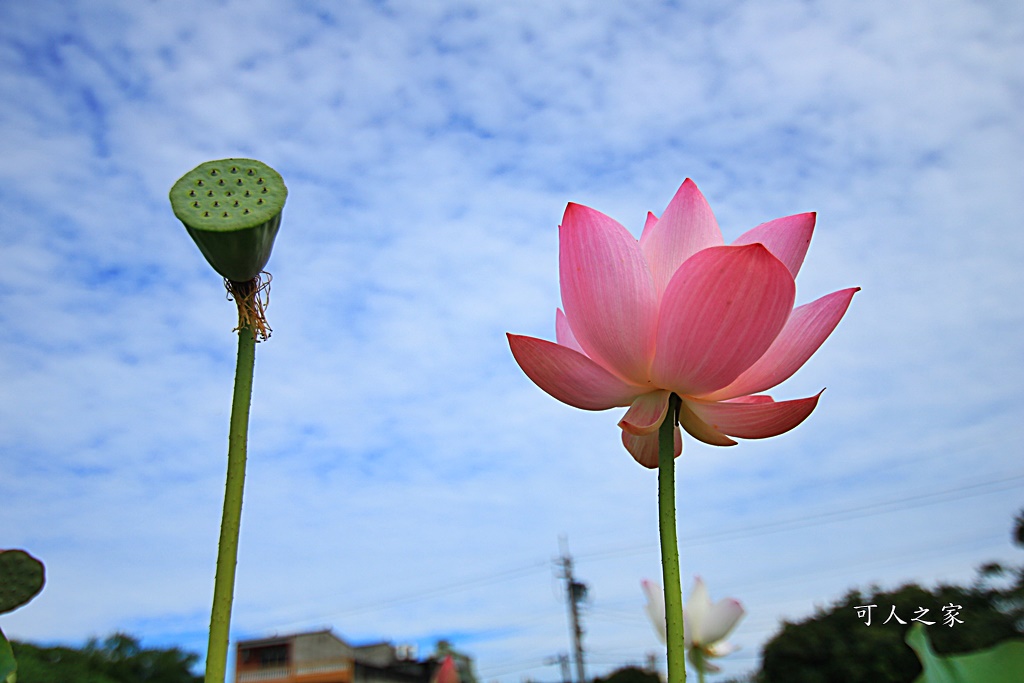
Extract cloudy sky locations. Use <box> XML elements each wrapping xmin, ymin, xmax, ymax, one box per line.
<box><xmin>1</xmin><ymin>0</ymin><xmax>1022</xmax><ymax>681</ymax></box>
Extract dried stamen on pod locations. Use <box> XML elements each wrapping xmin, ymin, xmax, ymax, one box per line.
<box><xmin>225</xmin><ymin>273</ymin><xmax>273</xmax><ymax>342</ymax></box>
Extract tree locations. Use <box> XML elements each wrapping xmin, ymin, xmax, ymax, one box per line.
<box><xmin>757</xmin><ymin>509</ymin><xmax>1024</xmax><ymax>683</ymax></box>
<box><xmin>757</xmin><ymin>582</ymin><xmax>1022</xmax><ymax>683</ymax></box>
<box><xmin>591</xmin><ymin>665</ymin><xmax>661</xmax><ymax>683</ymax></box>
<box><xmin>976</xmin><ymin>508</ymin><xmax>1024</xmax><ymax>630</ymax></box>
<box><xmin>10</xmin><ymin>633</ymin><xmax>201</xmax><ymax>683</ymax></box>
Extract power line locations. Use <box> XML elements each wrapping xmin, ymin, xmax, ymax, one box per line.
<box><xmin>268</xmin><ymin>558</ymin><xmax>550</xmax><ymax>632</ymax></box>
<box><xmin>474</xmin><ymin>476</ymin><xmax>1022</xmax><ymax>681</ymax></box>
<box><xmin>266</xmin><ymin>471</ymin><xmax>1021</xmax><ymax>636</ymax></box>
<box><xmin>575</xmin><ymin>472</ymin><xmax>1024</xmax><ymax>563</ymax></box>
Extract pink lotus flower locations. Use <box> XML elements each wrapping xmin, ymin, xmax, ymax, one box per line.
<box><xmin>507</xmin><ymin>179</ymin><xmax>857</xmax><ymax>467</ymax></box>
<box><xmin>642</xmin><ymin>577</ymin><xmax>745</xmax><ymax>673</ymax></box>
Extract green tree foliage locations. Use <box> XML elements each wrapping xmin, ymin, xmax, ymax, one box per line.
<box><xmin>977</xmin><ymin>509</ymin><xmax>1024</xmax><ymax>630</ymax></box>
<box><xmin>591</xmin><ymin>665</ymin><xmax>661</xmax><ymax>683</ymax></box>
<box><xmin>757</xmin><ymin>582</ymin><xmax>1022</xmax><ymax>683</ymax></box>
<box><xmin>10</xmin><ymin>633</ymin><xmax>201</xmax><ymax>683</ymax></box>
<box><xmin>757</xmin><ymin>509</ymin><xmax>1024</xmax><ymax>683</ymax></box>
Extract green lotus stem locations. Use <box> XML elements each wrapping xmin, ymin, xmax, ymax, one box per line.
<box><xmin>659</xmin><ymin>393</ymin><xmax>686</xmax><ymax>683</ymax></box>
<box><xmin>690</xmin><ymin>649</ymin><xmax>706</xmax><ymax>683</ymax></box>
<box><xmin>170</xmin><ymin>159</ymin><xmax>285</xmax><ymax>683</ymax></box>
<box><xmin>205</xmin><ymin>320</ymin><xmax>256</xmax><ymax>683</ymax></box>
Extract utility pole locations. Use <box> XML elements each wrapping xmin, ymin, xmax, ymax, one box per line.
<box><xmin>645</xmin><ymin>652</ymin><xmax>659</xmax><ymax>678</ymax></box>
<box><xmin>557</xmin><ymin>536</ymin><xmax>587</xmax><ymax>683</ymax></box>
<box><xmin>558</xmin><ymin>653</ymin><xmax>571</xmax><ymax>683</ymax></box>
<box><xmin>543</xmin><ymin>653</ymin><xmax>571</xmax><ymax>683</ymax></box>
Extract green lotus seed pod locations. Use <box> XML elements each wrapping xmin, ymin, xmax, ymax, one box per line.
<box><xmin>0</xmin><ymin>549</ymin><xmax>45</xmax><ymax>614</ymax></box>
<box><xmin>170</xmin><ymin>159</ymin><xmax>287</xmax><ymax>282</ymax></box>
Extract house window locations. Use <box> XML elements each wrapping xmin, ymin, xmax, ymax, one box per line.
<box><xmin>242</xmin><ymin>644</ymin><xmax>289</xmax><ymax>668</ymax></box>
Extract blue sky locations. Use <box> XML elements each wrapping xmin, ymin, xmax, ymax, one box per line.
<box><xmin>1</xmin><ymin>0</ymin><xmax>1022</xmax><ymax>681</ymax></box>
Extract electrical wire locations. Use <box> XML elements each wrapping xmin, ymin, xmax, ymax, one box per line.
<box><xmin>262</xmin><ymin>471</ymin><xmax>1022</xmax><ymax>680</ymax></box>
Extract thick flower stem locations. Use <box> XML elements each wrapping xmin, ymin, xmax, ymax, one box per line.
<box><xmin>659</xmin><ymin>393</ymin><xmax>686</xmax><ymax>683</ymax></box>
<box><xmin>205</xmin><ymin>324</ymin><xmax>256</xmax><ymax>683</ymax></box>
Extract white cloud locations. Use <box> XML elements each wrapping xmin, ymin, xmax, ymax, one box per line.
<box><xmin>1</xmin><ymin>1</ymin><xmax>1022</xmax><ymax>681</ymax></box>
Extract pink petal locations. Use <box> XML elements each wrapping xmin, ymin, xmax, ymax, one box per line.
<box><xmin>725</xmin><ymin>395</ymin><xmax>774</xmax><ymax>404</ymax></box>
<box><xmin>507</xmin><ymin>334</ymin><xmax>643</xmax><ymax>410</ymax></box>
<box><xmin>704</xmin><ymin>288</ymin><xmax>859</xmax><ymax>401</ymax></box>
<box><xmin>684</xmin><ymin>392</ymin><xmax>823</xmax><ymax>439</ymax></box>
<box><xmin>732</xmin><ymin>212</ymin><xmax>815</xmax><ymax>279</ymax></box>
<box><xmin>639</xmin><ymin>179</ymin><xmax>724</xmax><ymax>298</ymax></box>
<box><xmin>560</xmin><ymin>203</ymin><xmax>658</xmax><ymax>384</ymax></box>
<box><xmin>618</xmin><ymin>390</ymin><xmax>672</xmax><ymax>436</ymax></box>
<box><xmin>555</xmin><ymin>308</ymin><xmax>584</xmax><ymax>353</ymax></box>
<box><xmin>621</xmin><ymin>426</ymin><xmax>681</xmax><ymax>468</ymax></box>
<box><xmin>641</xmin><ymin>211</ymin><xmax>659</xmax><ymax>238</ymax></box>
<box><xmin>651</xmin><ymin>244</ymin><xmax>796</xmax><ymax>396</ymax></box>
<box><xmin>678</xmin><ymin>400</ymin><xmax>737</xmax><ymax>446</ymax></box>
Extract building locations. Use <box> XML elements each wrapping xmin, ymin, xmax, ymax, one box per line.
<box><xmin>234</xmin><ymin>630</ymin><xmax>466</xmax><ymax>683</ymax></box>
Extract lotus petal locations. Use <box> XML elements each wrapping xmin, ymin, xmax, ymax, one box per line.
<box><xmin>705</xmin><ymin>288</ymin><xmax>859</xmax><ymax>401</ymax></box>
<box><xmin>641</xmin><ymin>211</ymin><xmax>659</xmax><ymax>237</ymax></box>
<box><xmin>732</xmin><ymin>212</ymin><xmax>815</xmax><ymax>279</ymax></box>
<box><xmin>622</xmin><ymin>426</ymin><xmax>681</xmax><ymax>468</ymax></box>
<box><xmin>652</xmin><ymin>244</ymin><xmax>795</xmax><ymax>396</ymax></box>
<box><xmin>560</xmin><ymin>203</ymin><xmax>658</xmax><ymax>383</ymax></box>
<box><xmin>639</xmin><ymin>179</ymin><xmax>724</xmax><ymax>298</ymax></box>
<box><xmin>555</xmin><ymin>308</ymin><xmax>584</xmax><ymax>352</ymax></box>
<box><xmin>644</xmin><ymin>577</ymin><xmax>745</xmax><ymax>656</ymax></box>
<box><xmin>699</xmin><ymin>598</ymin><xmax>745</xmax><ymax>646</ymax></box>
<box><xmin>685</xmin><ymin>393</ymin><xmax>823</xmax><ymax>439</ymax></box>
<box><xmin>618</xmin><ymin>390</ymin><xmax>672</xmax><ymax>436</ymax></box>
<box><xmin>641</xmin><ymin>579</ymin><xmax>667</xmax><ymax>644</ymax></box>
<box><xmin>507</xmin><ymin>334</ymin><xmax>643</xmax><ymax>410</ymax></box>
<box><xmin>678</xmin><ymin>400</ymin><xmax>737</xmax><ymax>446</ymax></box>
